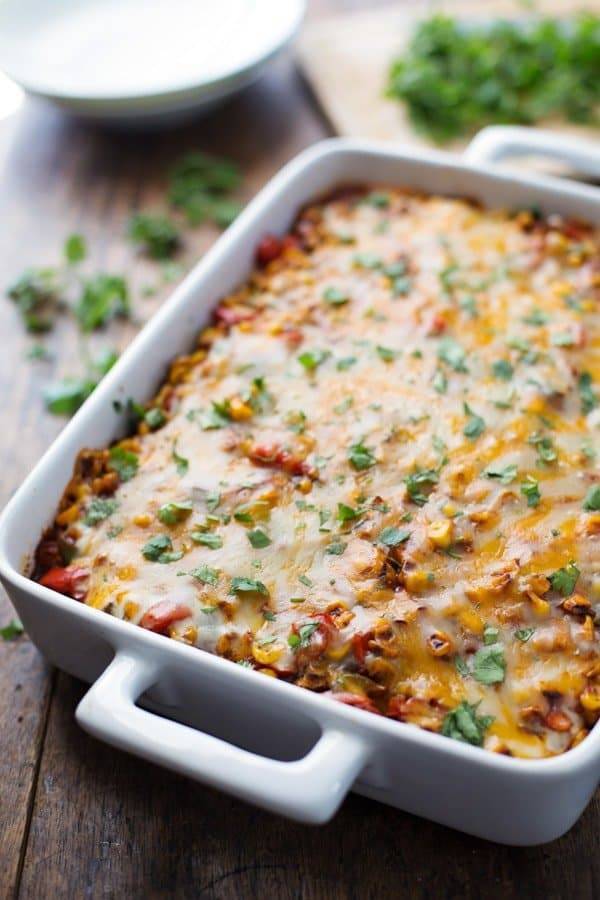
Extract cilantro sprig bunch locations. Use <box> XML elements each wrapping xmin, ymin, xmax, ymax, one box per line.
<box><xmin>387</xmin><ymin>14</ymin><xmax>600</xmax><ymax>143</ymax></box>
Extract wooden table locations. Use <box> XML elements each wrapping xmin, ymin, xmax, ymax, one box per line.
<box><xmin>1</xmin><ymin>3</ymin><xmax>598</xmax><ymax>897</ymax></box>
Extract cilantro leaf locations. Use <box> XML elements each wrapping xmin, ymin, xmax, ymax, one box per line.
<box><xmin>520</xmin><ymin>475</ymin><xmax>540</xmax><ymax>508</ymax></box>
<box><xmin>43</xmin><ymin>378</ymin><xmax>96</xmax><ymax>416</ymax></box>
<box><xmin>247</xmin><ymin>529</ymin><xmax>271</xmax><ymax>549</ymax></box>
<box><xmin>190</xmin><ymin>532</ymin><xmax>223</xmax><ymax>549</ymax></box>
<box><xmin>463</xmin><ymin>402</ymin><xmax>485</xmax><ymax>439</ymax></box>
<box><xmin>442</xmin><ymin>701</ymin><xmax>494</xmax><ymax>747</ymax></box>
<box><xmin>437</xmin><ymin>337</ymin><xmax>468</xmax><ymax>373</ymax></box>
<box><xmin>405</xmin><ymin>468</ymin><xmax>439</xmax><ymax>506</ymax></box>
<box><xmin>230</xmin><ymin>577</ymin><xmax>268</xmax><ymax>595</ymax></box>
<box><xmin>583</xmin><ymin>485</ymin><xmax>600</xmax><ymax>511</ymax></box>
<box><xmin>172</xmin><ymin>442</ymin><xmax>189</xmax><ymax>475</ymax></box>
<box><xmin>108</xmin><ymin>446</ymin><xmax>139</xmax><ymax>482</ymax></box>
<box><xmin>484</xmin><ymin>463</ymin><xmax>517</xmax><ymax>484</ymax></box>
<box><xmin>472</xmin><ymin>644</ymin><xmax>506</xmax><ymax>685</ymax></box>
<box><xmin>75</xmin><ymin>274</ymin><xmax>129</xmax><ymax>332</ymax></box>
<box><xmin>378</xmin><ymin>526</ymin><xmax>410</xmax><ymax>547</ymax></box>
<box><xmin>128</xmin><ymin>213</ymin><xmax>180</xmax><ymax>260</ymax></box>
<box><xmin>298</xmin><ymin>349</ymin><xmax>330</xmax><ymax>371</ymax></box>
<box><xmin>0</xmin><ymin>618</ymin><xmax>24</xmax><ymax>641</ymax></box>
<box><xmin>157</xmin><ymin>501</ymin><xmax>193</xmax><ymax>525</ymax></box>
<box><xmin>549</xmin><ymin>561</ymin><xmax>579</xmax><ymax>597</ymax></box>
<box><xmin>189</xmin><ymin>565</ymin><xmax>220</xmax><ymax>586</ymax></box>
<box><xmin>64</xmin><ymin>233</ymin><xmax>87</xmax><ymax>264</ymax></box>
<box><xmin>84</xmin><ymin>498</ymin><xmax>118</xmax><ymax>526</ymax></box>
<box><xmin>323</xmin><ymin>286</ymin><xmax>349</xmax><ymax>306</ymax></box>
<box><xmin>579</xmin><ymin>372</ymin><xmax>597</xmax><ymax>414</ymax></box>
<box><xmin>348</xmin><ymin>441</ymin><xmax>376</xmax><ymax>470</ymax></box>
<box><xmin>142</xmin><ymin>534</ymin><xmax>183</xmax><ymax>563</ymax></box>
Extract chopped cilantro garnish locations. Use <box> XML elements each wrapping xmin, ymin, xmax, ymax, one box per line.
<box><xmin>441</xmin><ymin>701</ymin><xmax>493</xmax><ymax>747</ymax></box>
<box><xmin>472</xmin><ymin>644</ymin><xmax>506</xmax><ymax>685</ymax></box>
<box><xmin>463</xmin><ymin>402</ymin><xmax>485</xmax><ymax>439</ymax></box>
<box><xmin>189</xmin><ymin>565</ymin><xmax>219</xmax><ymax>586</ymax></box>
<box><xmin>108</xmin><ymin>446</ymin><xmax>139</xmax><ymax>482</ymax></box>
<box><xmin>515</xmin><ymin>627</ymin><xmax>535</xmax><ymax>643</ymax></box>
<box><xmin>43</xmin><ymin>378</ymin><xmax>97</xmax><ymax>416</ymax></box>
<box><xmin>583</xmin><ymin>485</ymin><xmax>600</xmax><ymax>511</ymax></box>
<box><xmin>298</xmin><ymin>349</ymin><xmax>330</xmax><ymax>371</ymax></box>
<box><xmin>128</xmin><ymin>212</ymin><xmax>180</xmax><ymax>260</ymax></box>
<box><xmin>437</xmin><ymin>337</ymin><xmax>468</xmax><ymax>372</ymax></box>
<box><xmin>325</xmin><ymin>540</ymin><xmax>347</xmax><ymax>555</ymax></box>
<box><xmin>376</xmin><ymin>345</ymin><xmax>398</xmax><ymax>363</ymax></box>
<box><xmin>432</xmin><ymin>369</ymin><xmax>447</xmax><ymax>394</ymax></box>
<box><xmin>142</xmin><ymin>534</ymin><xmax>183</xmax><ymax>563</ymax></box>
<box><xmin>353</xmin><ymin>252</ymin><xmax>382</xmax><ymax>270</ymax></box>
<box><xmin>549</xmin><ymin>561</ymin><xmax>579</xmax><ymax>597</ymax></box>
<box><xmin>579</xmin><ymin>372</ymin><xmax>597</xmax><ymax>414</ymax></box>
<box><xmin>247</xmin><ymin>529</ymin><xmax>271</xmax><ymax>549</ymax></box>
<box><xmin>157</xmin><ymin>501</ymin><xmax>193</xmax><ymax>525</ymax></box>
<box><xmin>323</xmin><ymin>286</ymin><xmax>349</xmax><ymax>306</ymax></box>
<box><xmin>337</xmin><ymin>503</ymin><xmax>360</xmax><ymax>523</ymax></box>
<box><xmin>528</xmin><ymin>433</ymin><xmax>557</xmax><ymax>465</ymax></box>
<box><xmin>378</xmin><ymin>526</ymin><xmax>410</xmax><ymax>547</ymax></box>
<box><xmin>520</xmin><ymin>475</ymin><xmax>540</xmax><ymax>508</ymax></box>
<box><xmin>84</xmin><ymin>498</ymin><xmax>118</xmax><ymax>526</ymax></box>
<box><xmin>336</xmin><ymin>356</ymin><xmax>357</xmax><ymax>371</ymax></box>
<box><xmin>348</xmin><ymin>441</ymin><xmax>376</xmax><ymax>470</ymax></box>
<box><xmin>491</xmin><ymin>359</ymin><xmax>514</xmax><ymax>381</ymax></box>
<box><xmin>298</xmin><ymin>574</ymin><xmax>313</xmax><ymax>588</ymax></box>
<box><xmin>172</xmin><ymin>442</ymin><xmax>189</xmax><ymax>475</ymax></box>
<box><xmin>230</xmin><ymin>577</ymin><xmax>268</xmax><ymax>595</ymax></box>
<box><xmin>190</xmin><ymin>532</ymin><xmax>223</xmax><ymax>549</ymax></box>
<box><xmin>405</xmin><ymin>468</ymin><xmax>439</xmax><ymax>506</ymax></box>
<box><xmin>64</xmin><ymin>233</ymin><xmax>87</xmax><ymax>264</ymax></box>
<box><xmin>145</xmin><ymin>407</ymin><xmax>167</xmax><ymax>430</ymax></box>
<box><xmin>75</xmin><ymin>274</ymin><xmax>129</xmax><ymax>332</ymax></box>
<box><xmin>0</xmin><ymin>618</ymin><xmax>24</xmax><ymax>640</ymax></box>
<box><xmin>484</xmin><ymin>462</ymin><xmax>517</xmax><ymax>484</ymax></box>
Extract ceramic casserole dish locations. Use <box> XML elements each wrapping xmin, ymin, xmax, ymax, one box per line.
<box><xmin>1</xmin><ymin>126</ymin><xmax>599</xmax><ymax>846</ymax></box>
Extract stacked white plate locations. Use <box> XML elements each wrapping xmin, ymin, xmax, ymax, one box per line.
<box><xmin>0</xmin><ymin>0</ymin><xmax>306</xmax><ymax>125</ymax></box>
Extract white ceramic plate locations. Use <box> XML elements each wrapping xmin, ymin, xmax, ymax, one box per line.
<box><xmin>0</xmin><ymin>0</ymin><xmax>306</xmax><ymax>124</ymax></box>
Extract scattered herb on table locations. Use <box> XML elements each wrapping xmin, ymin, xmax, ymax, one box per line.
<box><xmin>128</xmin><ymin>212</ymin><xmax>181</xmax><ymax>259</ymax></box>
<box><xmin>0</xmin><ymin>618</ymin><xmax>24</xmax><ymax>640</ymax></box>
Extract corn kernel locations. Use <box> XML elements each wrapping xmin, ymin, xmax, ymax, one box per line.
<box><xmin>228</xmin><ymin>397</ymin><xmax>254</xmax><ymax>421</ymax></box>
<box><xmin>526</xmin><ymin>395</ymin><xmax>545</xmax><ymax>415</ymax></box>
<box><xmin>258</xmin><ymin>667</ymin><xmax>277</xmax><ymax>677</ymax></box>
<box><xmin>56</xmin><ymin>503</ymin><xmax>80</xmax><ymax>526</ymax></box>
<box><xmin>327</xmin><ymin>642</ymin><xmax>351</xmax><ymax>661</ymax></box>
<box><xmin>133</xmin><ymin>513</ymin><xmax>152</xmax><ymax>527</ymax></box>
<box><xmin>252</xmin><ymin>640</ymin><xmax>284</xmax><ymax>665</ymax></box>
<box><xmin>457</xmin><ymin>607</ymin><xmax>484</xmax><ymax>635</ymax></box>
<box><xmin>580</xmin><ymin>687</ymin><xmax>600</xmax><ymax>712</ymax></box>
<box><xmin>582</xmin><ymin>616</ymin><xmax>595</xmax><ymax>642</ymax></box>
<box><xmin>442</xmin><ymin>502</ymin><xmax>457</xmax><ymax>518</ymax></box>
<box><xmin>527</xmin><ymin>591</ymin><xmax>550</xmax><ymax>616</ymax></box>
<box><xmin>117</xmin><ymin>565</ymin><xmax>137</xmax><ymax>581</ymax></box>
<box><xmin>296</xmin><ymin>477</ymin><xmax>313</xmax><ymax>494</ymax></box>
<box><xmin>404</xmin><ymin>569</ymin><xmax>432</xmax><ymax>593</ymax></box>
<box><xmin>428</xmin><ymin>520</ymin><xmax>453</xmax><ymax>549</ymax></box>
<box><xmin>123</xmin><ymin>601</ymin><xmax>140</xmax><ymax>621</ymax></box>
<box><xmin>238</xmin><ymin>320</ymin><xmax>253</xmax><ymax>333</ymax></box>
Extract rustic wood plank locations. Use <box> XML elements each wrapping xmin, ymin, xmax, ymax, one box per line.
<box><xmin>19</xmin><ymin>672</ymin><xmax>600</xmax><ymax>900</ymax></box>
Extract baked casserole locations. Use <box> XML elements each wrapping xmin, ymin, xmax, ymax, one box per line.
<box><xmin>34</xmin><ymin>187</ymin><xmax>600</xmax><ymax>759</ymax></box>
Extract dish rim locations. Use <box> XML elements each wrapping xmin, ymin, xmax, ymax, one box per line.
<box><xmin>1</xmin><ymin>134</ymin><xmax>600</xmax><ymax>781</ymax></box>
<box><xmin>0</xmin><ymin>0</ymin><xmax>306</xmax><ymax>105</ymax></box>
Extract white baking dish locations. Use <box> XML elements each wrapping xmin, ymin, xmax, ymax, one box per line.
<box><xmin>1</xmin><ymin>126</ymin><xmax>599</xmax><ymax>846</ymax></box>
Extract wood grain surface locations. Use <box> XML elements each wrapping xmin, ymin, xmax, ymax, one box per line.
<box><xmin>0</xmin><ymin>2</ymin><xmax>598</xmax><ymax>898</ymax></box>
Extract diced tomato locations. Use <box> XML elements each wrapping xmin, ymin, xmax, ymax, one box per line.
<box><xmin>39</xmin><ymin>566</ymin><xmax>89</xmax><ymax>601</ymax></box>
<box><xmin>256</xmin><ymin>234</ymin><xmax>283</xmax><ymax>266</ymax></box>
<box><xmin>139</xmin><ymin>601</ymin><xmax>192</xmax><ymax>635</ymax></box>
<box><xmin>248</xmin><ymin>442</ymin><xmax>314</xmax><ymax>478</ymax></box>
<box><xmin>214</xmin><ymin>304</ymin><xmax>256</xmax><ymax>326</ymax></box>
<box><xmin>352</xmin><ymin>631</ymin><xmax>372</xmax><ymax>666</ymax></box>
<box><xmin>281</xmin><ymin>328</ymin><xmax>304</xmax><ymax>347</ymax></box>
<box><xmin>292</xmin><ymin>613</ymin><xmax>337</xmax><ymax>660</ymax></box>
<box><xmin>332</xmin><ymin>693</ymin><xmax>380</xmax><ymax>714</ymax></box>
<box><xmin>426</xmin><ymin>313</ymin><xmax>447</xmax><ymax>336</ymax></box>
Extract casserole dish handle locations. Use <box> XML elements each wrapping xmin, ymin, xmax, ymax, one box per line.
<box><xmin>76</xmin><ymin>650</ymin><xmax>370</xmax><ymax>824</ymax></box>
<box><xmin>465</xmin><ymin>125</ymin><xmax>600</xmax><ymax>180</ymax></box>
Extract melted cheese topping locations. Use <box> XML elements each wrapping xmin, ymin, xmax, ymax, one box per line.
<box><xmin>38</xmin><ymin>188</ymin><xmax>600</xmax><ymax>758</ymax></box>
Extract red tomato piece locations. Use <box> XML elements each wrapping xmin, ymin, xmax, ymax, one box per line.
<box><xmin>139</xmin><ymin>601</ymin><xmax>191</xmax><ymax>634</ymax></box>
<box><xmin>332</xmin><ymin>693</ymin><xmax>380</xmax><ymax>714</ymax></box>
<box><xmin>39</xmin><ymin>566</ymin><xmax>89</xmax><ymax>600</ymax></box>
<box><xmin>255</xmin><ymin>234</ymin><xmax>283</xmax><ymax>266</ymax></box>
<box><xmin>214</xmin><ymin>304</ymin><xmax>256</xmax><ymax>326</ymax></box>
